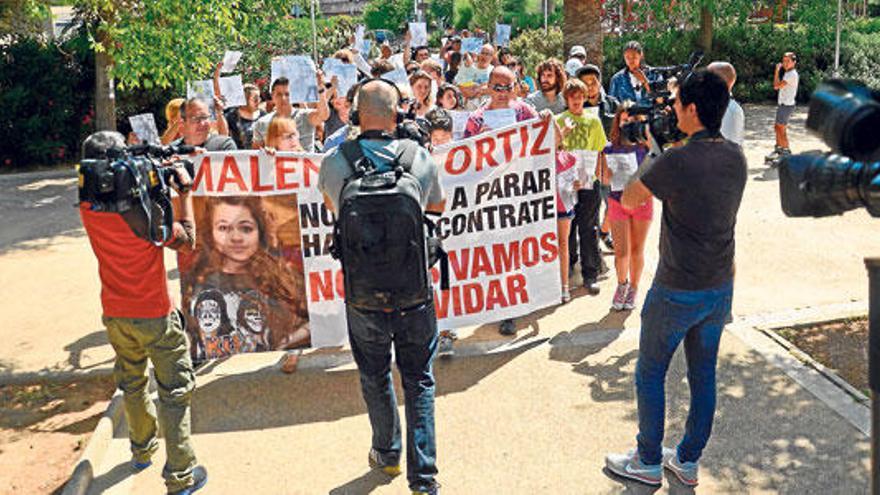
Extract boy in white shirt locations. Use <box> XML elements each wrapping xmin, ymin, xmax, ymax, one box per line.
<box><xmin>767</xmin><ymin>52</ymin><xmax>799</xmax><ymax>162</ymax></box>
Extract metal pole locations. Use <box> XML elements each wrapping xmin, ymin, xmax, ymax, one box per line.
<box><xmin>414</xmin><ymin>0</ymin><xmax>418</xmax><ymax>21</ymax></box>
<box><xmin>867</xmin><ymin>258</ymin><xmax>880</xmax><ymax>495</ymax></box>
<box><xmin>543</xmin><ymin>0</ymin><xmax>548</xmax><ymax>32</ymax></box>
<box><xmin>310</xmin><ymin>0</ymin><xmax>318</xmax><ymax>63</ymax></box>
<box><xmin>834</xmin><ymin>0</ymin><xmax>843</xmax><ymax>78</ymax></box>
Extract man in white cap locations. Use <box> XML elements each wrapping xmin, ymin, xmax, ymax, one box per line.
<box><xmin>566</xmin><ymin>45</ymin><xmax>587</xmax><ymax>76</ymax></box>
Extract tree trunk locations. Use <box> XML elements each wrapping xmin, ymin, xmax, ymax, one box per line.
<box><xmin>564</xmin><ymin>0</ymin><xmax>603</xmax><ymax>68</ymax></box>
<box><xmin>94</xmin><ymin>38</ymin><xmax>116</xmax><ymax>131</ymax></box>
<box><xmin>698</xmin><ymin>5</ymin><xmax>713</xmax><ymax>54</ymax></box>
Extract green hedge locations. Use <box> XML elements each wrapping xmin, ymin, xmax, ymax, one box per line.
<box><xmin>0</xmin><ymin>33</ymin><xmax>94</xmax><ymax>169</ymax></box>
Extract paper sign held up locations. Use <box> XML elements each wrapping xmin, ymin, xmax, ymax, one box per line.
<box><xmin>129</xmin><ymin>113</ymin><xmax>160</xmax><ymax>145</ymax></box>
<box><xmin>221</xmin><ymin>51</ymin><xmax>242</xmax><ymax>73</ymax></box>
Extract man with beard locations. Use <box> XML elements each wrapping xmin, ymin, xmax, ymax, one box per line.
<box><xmin>525</xmin><ymin>58</ymin><xmax>567</xmax><ymax>114</ymax></box>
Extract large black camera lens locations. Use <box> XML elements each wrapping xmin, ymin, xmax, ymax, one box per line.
<box><xmin>807</xmin><ymin>80</ymin><xmax>880</xmax><ymax>162</ymax></box>
<box><xmin>779</xmin><ymin>151</ymin><xmax>880</xmax><ymax>218</ymax></box>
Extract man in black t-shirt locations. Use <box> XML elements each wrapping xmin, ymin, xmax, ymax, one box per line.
<box><xmin>605</xmin><ymin>70</ymin><xmax>747</xmax><ymax>488</ymax></box>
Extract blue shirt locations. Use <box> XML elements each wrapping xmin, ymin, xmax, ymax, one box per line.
<box><xmin>608</xmin><ymin>67</ymin><xmax>661</xmax><ymax>103</ymax></box>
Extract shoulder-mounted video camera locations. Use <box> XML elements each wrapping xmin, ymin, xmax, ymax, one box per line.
<box><xmin>78</xmin><ymin>143</ymin><xmax>196</xmax><ymax>245</ymax></box>
<box><xmin>622</xmin><ymin>51</ymin><xmax>705</xmax><ymax>148</ymax></box>
<box><xmin>778</xmin><ymin>80</ymin><xmax>880</xmax><ymax>218</ymax></box>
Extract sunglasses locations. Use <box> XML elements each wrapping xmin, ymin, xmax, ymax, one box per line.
<box><xmin>491</xmin><ymin>83</ymin><xmax>514</xmax><ymax>92</ymax></box>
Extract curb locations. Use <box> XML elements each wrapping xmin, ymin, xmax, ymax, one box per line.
<box><xmin>760</xmin><ymin>325</ymin><xmax>869</xmax><ymax>406</ymax></box>
<box><xmin>61</xmin><ymin>389</ymin><xmax>125</xmax><ymax>495</ymax></box>
<box><xmin>0</xmin><ymin>367</ymin><xmax>115</xmax><ymax>387</ymax></box>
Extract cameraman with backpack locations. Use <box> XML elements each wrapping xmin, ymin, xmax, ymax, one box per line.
<box><xmin>318</xmin><ymin>79</ymin><xmax>446</xmax><ymax>495</ymax></box>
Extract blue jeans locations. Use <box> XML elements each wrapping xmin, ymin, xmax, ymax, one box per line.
<box><xmin>635</xmin><ymin>280</ymin><xmax>733</xmax><ymax>465</ymax></box>
<box><xmin>346</xmin><ymin>302</ymin><xmax>439</xmax><ymax>491</ymax></box>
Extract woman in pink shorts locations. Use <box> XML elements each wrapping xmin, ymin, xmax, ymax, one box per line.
<box><xmin>601</xmin><ymin>109</ymin><xmax>653</xmax><ymax>311</ymax></box>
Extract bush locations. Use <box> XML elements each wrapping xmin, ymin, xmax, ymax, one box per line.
<box><xmin>509</xmin><ymin>26</ymin><xmax>563</xmax><ymax>75</ymax></box>
<box><xmin>840</xmin><ymin>30</ymin><xmax>880</xmax><ymax>89</ymax></box>
<box><xmin>0</xmin><ymin>31</ymin><xmax>94</xmax><ymax>169</ymax></box>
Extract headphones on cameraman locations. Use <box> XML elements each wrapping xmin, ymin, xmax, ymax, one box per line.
<box><xmin>349</xmin><ymin>77</ymin><xmax>406</xmax><ymax>126</ymax></box>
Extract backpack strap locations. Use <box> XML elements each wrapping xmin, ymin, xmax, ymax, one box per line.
<box><xmin>392</xmin><ymin>139</ymin><xmax>421</xmax><ymax>173</ymax></box>
<box><xmin>340</xmin><ymin>140</ymin><xmax>367</xmax><ymax>175</ymax></box>
<box><xmin>424</xmin><ymin>212</ymin><xmax>450</xmax><ymax>291</ymax></box>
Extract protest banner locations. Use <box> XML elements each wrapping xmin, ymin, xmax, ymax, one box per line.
<box><xmin>128</xmin><ymin>113</ymin><xmax>160</xmax><ymax>145</ymax></box>
<box><xmin>183</xmin><ymin>119</ymin><xmax>560</xmax><ymax>360</ymax></box>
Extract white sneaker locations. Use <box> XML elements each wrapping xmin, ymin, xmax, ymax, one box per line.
<box><xmin>662</xmin><ymin>447</ymin><xmax>699</xmax><ymax>486</ymax></box>
<box><xmin>612</xmin><ymin>282</ymin><xmax>629</xmax><ymax>311</ymax></box>
<box><xmin>623</xmin><ymin>285</ymin><xmax>638</xmax><ymax>310</ymax></box>
<box><xmin>605</xmin><ymin>449</ymin><xmax>662</xmax><ymax>486</ymax></box>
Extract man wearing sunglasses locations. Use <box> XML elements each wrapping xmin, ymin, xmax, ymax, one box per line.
<box><xmin>463</xmin><ymin>66</ymin><xmax>554</xmax><ymax>336</ymax></box>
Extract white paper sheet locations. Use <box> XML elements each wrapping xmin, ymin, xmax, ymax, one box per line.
<box><xmin>322</xmin><ymin>59</ymin><xmax>358</xmax><ymax>97</ymax></box>
<box><xmin>495</xmin><ymin>24</ymin><xmax>512</xmax><ymax>47</ymax></box>
<box><xmin>482</xmin><ymin>108</ymin><xmax>517</xmax><ymax>131</ymax></box>
<box><xmin>218</xmin><ymin>75</ymin><xmax>246</xmax><ymax>108</ymax></box>
<box><xmin>271</xmin><ymin>55</ymin><xmax>319</xmax><ymax>103</ymax></box>
<box><xmin>128</xmin><ymin>113</ymin><xmax>160</xmax><ymax>145</ymax></box>
<box><xmin>221</xmin><ymin>51</ymin><xmax>242</xmax><ymax>73</ymax></box>
<box><xmin>409</xmin><ymin>22</ymin><xmax>428</xmax><ymax>47</ymax></box>
<box><xmin>606</xmin><ymin>152</ymin><xmax>639</xmax><ymax>191</ymax></box>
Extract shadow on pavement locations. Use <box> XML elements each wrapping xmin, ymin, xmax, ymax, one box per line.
<box><xmin>547</xmin><ymin>309</ymin><xmax>631</xmax><ymax>365</ymax></box>
<box><xmin>329</xmin><ymin>469</ymin><xmax>395</xmax><ymax>495</ymax></box>
<box><xmin>571</xmin><ymin>343</ymin><xmax>870</xmax><ymax>493</ymax></box>
<box><xmin>87</xmin><ymin>461</ymin><xmax>134</xmax><ymax>494</ymax></box>
<box><xmin>183</xmin><ymin>339</ymin><xmax>544</xmax><ymax>436</ymax></box>
<box><xmin>63</xmin><ymin>329</ymin><xmax>111</xmax><ymax>370</ymax></box>
<box><xmin>0</xmin><ymin>172</ymin><xmax>84</xmax><ymax>254</ymax></box>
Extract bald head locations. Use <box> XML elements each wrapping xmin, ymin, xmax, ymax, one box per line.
<box><xmin>707</xmin><ymin>61</ymin><xmax>736</xmax><ymax>92</ymax></box>
<box><xmin>489</xmin><ymin>66</ymin><xmax>516</xmax><ymax>85</ymax></box>
<box><xmin>356</xmin><ymin>80</ymin><xmax>400</xmax><ymax>131</ymax></box>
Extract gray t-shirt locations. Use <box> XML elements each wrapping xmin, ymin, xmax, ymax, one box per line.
<box><xmin>318</xmin><ymin>138</ymin><xmax>444</xmax><ymax>213</ymax></box>
<box><xmin>252</xmin><ymin>108</ymin><xmax>317</xmax><ymax>151</ymax></box>
<box><xmin>171</xmin><ymin>134</ymin><xmax>237</xmax><ymax>152</ymax></box>
<box><xmin>640</xmin><ymin>136</ymin><xmax>747</xmax><ymax>290</ymax></box>
<box><xmin>524</xmin><ymin>91</ymin><xmax>566</xmax><ymax>114</ymax></box>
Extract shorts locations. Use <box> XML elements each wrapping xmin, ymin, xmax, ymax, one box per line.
<box><xmin>775</xmin><ymin>105</ymin><xmax>795</xmax><ymax>125</ymax></box>
<box><xmin>557</xmin><ymin>209</ymin><xmax>575</xmax><ymax>219</ymax></box>
<box><xmin>608</xmin><ymin>197</ymin><xmax>653</xmax><ymax>222</ymax></box>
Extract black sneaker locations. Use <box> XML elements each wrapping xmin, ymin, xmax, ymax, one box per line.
<box><xmin>600</xmin><ymin>232</ymin><xmax>614</xmax><ymax>251</ymax></box>
<box><xmin>499</xmin><ymin>318</ymin><xmax>516</xmax><ymax>335</ymax></box>
<box><xmin>584</xmin><ymin>278</ymin><xmax>601</xmax><ymax>296</ymax></box>
<box><xmin>168</xmin><ymin>465</ymin><xmax>207</xmax><ymax>495</ymax></box>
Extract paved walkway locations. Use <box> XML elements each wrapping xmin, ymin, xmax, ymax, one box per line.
<box><xmin>86</xmin><ymin>322</ymin><xmax>869</xmax><ymax>494</ymax></box>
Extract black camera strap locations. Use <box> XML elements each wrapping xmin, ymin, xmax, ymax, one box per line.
<box><xmin>690</xmin><ymin>129</ymin><xmax>724</xmax><ymax>142</ymax></box>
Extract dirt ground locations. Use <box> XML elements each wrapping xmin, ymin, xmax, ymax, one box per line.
<box><xmin>776</xmin><ymin>318</ymin><xmax>869</xmax><ymax>395</ymax></box>
<box><xmin>0</xmin><ymin>377</ymin><xmax>115</xmax><ymax>494</ymax></box>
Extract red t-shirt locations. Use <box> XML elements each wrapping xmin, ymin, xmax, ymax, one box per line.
<box><xmin>80</xmin><ymin>204</ymin><xmax>171</xmax><ymax>318</ymax></box>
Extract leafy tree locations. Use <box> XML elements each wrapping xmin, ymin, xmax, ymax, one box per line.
<box><xmin>363</xmin><ymin>0</ymin><xmax>412</xmax><ymax>31</ymax></box>
<box><xmin>471</xmin><ymin>0</ymin><xmax>505</xmax><ymax>32</ymax></box>
<box><xmin>0</xmin><ymin>0</ymin><xmax>50</xmax><ymax>40</ymax></box>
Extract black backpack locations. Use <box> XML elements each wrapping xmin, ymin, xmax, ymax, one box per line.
<box><xmin>332</xmin><ymin>138</ymin><xmax>448</xmax><ymax>312</ymax></box>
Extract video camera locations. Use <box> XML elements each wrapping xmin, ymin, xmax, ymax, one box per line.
<box><xmin>622</xmin><ymin>51</ymin><xmax>705</xmax><ymax>148</ymax></box>
<box><xmin>78</xmin><ymin>143</ymin><xmax>196</xmax><ymax>245</ymax></box>
<box><xmin>778</xmin><ymin>80</ymin><xmax>880</xmax><ymax>218</ymax></box>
